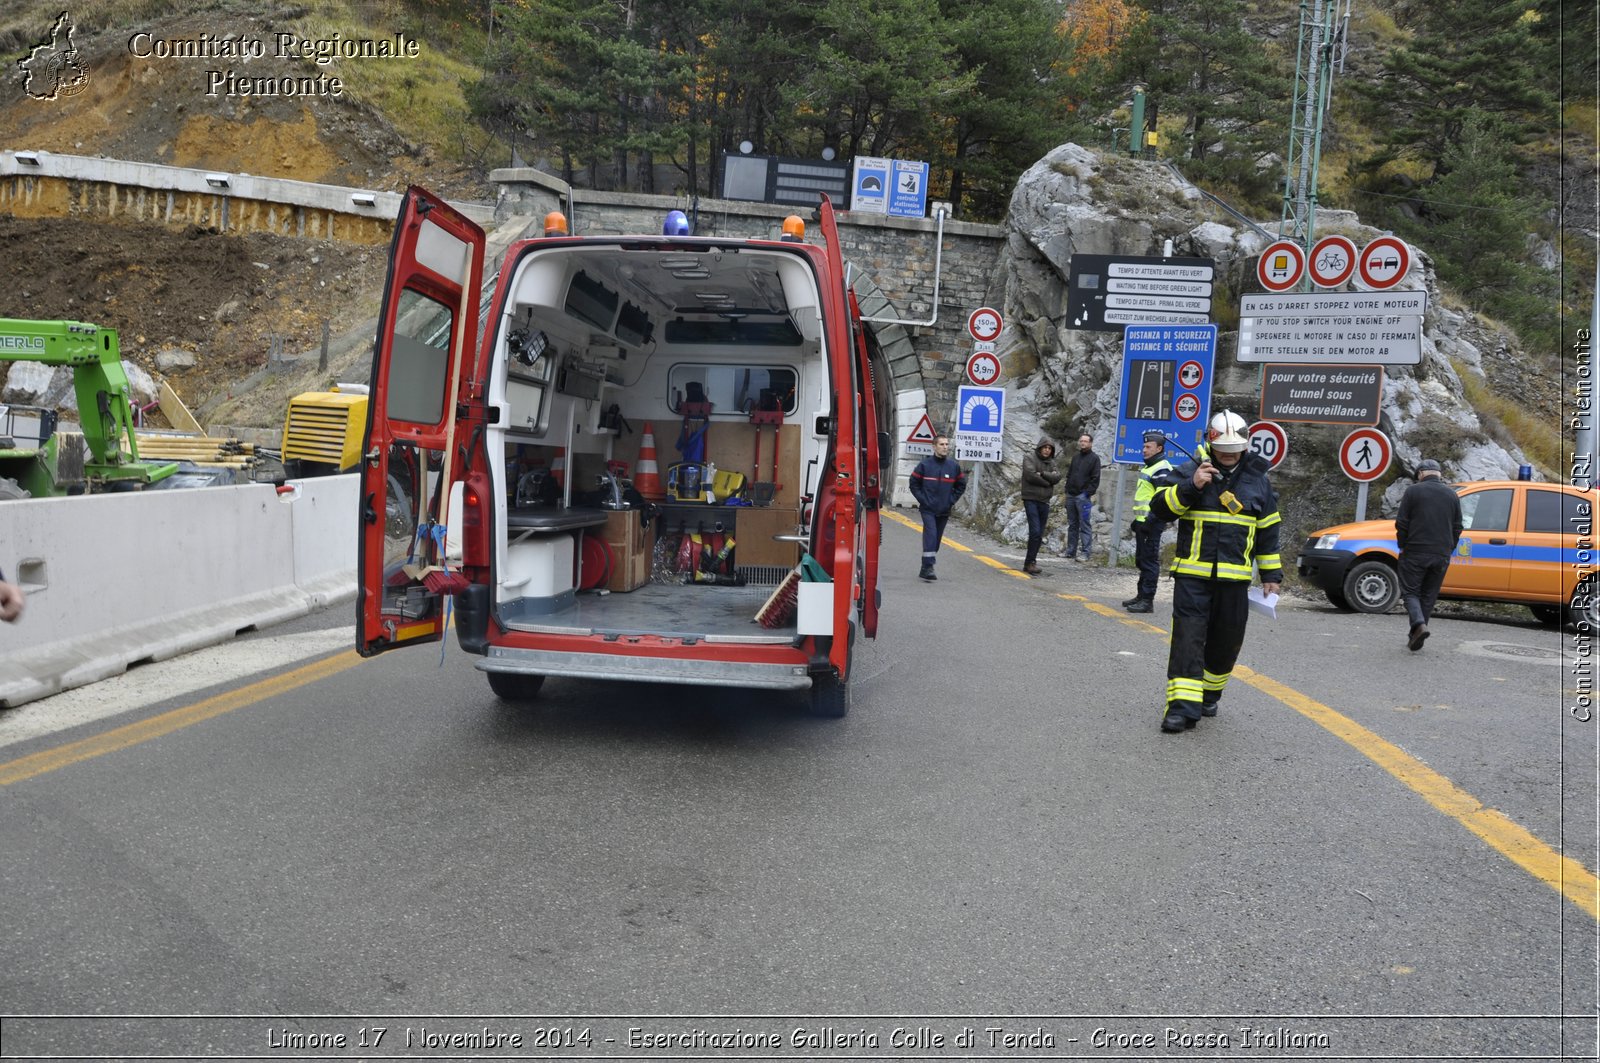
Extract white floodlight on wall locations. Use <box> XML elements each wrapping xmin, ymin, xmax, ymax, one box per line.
<box><xmin>350</xmin><ymin>192</ymin><xmax>377</xmax><ymax>207</ymax></box>
<box><xmin>204</xmin><ymin>173</ymin><xmax>231</xmax><ymax>188</ymax></box>
<box><xmin>15</xmin><ymin>151</ymin><xmax>41</xmax><ymax>166</ymax></box>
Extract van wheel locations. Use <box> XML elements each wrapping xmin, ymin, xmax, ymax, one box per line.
<box><xmin>808</xmin><ymin>673</ymin><xmax>850</xmax><ymax>718</ymax></box>
<box><xmin>1571</xmin><ymin>578</ymin><xmax>1599</xmax><ymax>631</ymax></box>
<box><xmin>1343</xmin><ymin>559</ymin><xmax>1399</xmax><ymax>613</ymax></box>
<box><xmin>1324</xmin><ymin>589</ymin><xmax>1351</xmax><ymax>611</ymax></box>
<box><xmin>487</xmin><ymin>672</ymin><xmax>545</xmax><ymax>700</ymax></box>
<box><xmin>1530</xmin><ymin>604</ymin><xmax>1564</xmax><ymax>627</ymax></box>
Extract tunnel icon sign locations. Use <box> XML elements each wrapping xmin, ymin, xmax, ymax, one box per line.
<box><xmin>957</xmin><ymin>385</ymin><xmax>1005</xmax><ymax>435</ymax></box>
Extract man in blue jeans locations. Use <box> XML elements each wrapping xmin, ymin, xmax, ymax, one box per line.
<box><xmin>1062</xmin><ymin>433</ymin><xmax>1101</xmax><ymax>561</ymax></box>
<box><xmin>909</xmin><ymin>436</ymin><xmax>968</xmax><ymax>581</ymax></box>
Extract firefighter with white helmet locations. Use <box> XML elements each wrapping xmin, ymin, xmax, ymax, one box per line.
<box><xmin>1147</xmin><ymin>410</ymin><xmax>1283</xmax><ymax>733</ymax></box>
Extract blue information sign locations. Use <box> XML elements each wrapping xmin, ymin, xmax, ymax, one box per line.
<box><xmin>887</xmin><ymin>160</ymin><xmax>929</xmax><ymax>218</ymax></box>
<box><xmin>1114</xmin><ymin>323</ymin><xmax>1218</xmax><ymax>464</ymax></box>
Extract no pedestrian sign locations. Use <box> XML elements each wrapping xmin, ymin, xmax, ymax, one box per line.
<box><xmin>1339</xmin><ymin>427</ymin><xmax>1392</xmax><ymax>482</ymax></box>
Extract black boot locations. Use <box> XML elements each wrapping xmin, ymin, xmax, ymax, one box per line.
<box><xmin>1125</xmin><ymin>598</ymin><xmax>1153</xmax><ymax>613</ymax></box>
<box><xmin>1023</xmin><ymin>537</ymin><xmax>1044</xmax><ymax>575</ymax></box>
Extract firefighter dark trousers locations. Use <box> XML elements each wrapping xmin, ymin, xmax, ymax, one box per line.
<box><xmin>1165</xmin><ymin>576</ymin><xmax>1249</xmax><ymax>721</ymax></box>
<box><xmin>1133</xmin><ymin>520</ymin><xmax>1162</xmax><ymax>600</ymax></box>
<box><xmin>920</xmin><ymin>508</ymin><xmax>952</xmax><ymax>569</ymax></box>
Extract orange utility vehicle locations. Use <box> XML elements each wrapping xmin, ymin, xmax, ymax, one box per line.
<box><xmin>355</xmin><ymin>188</ymin><xmax>886</xmax><ymax>716</ymax></box>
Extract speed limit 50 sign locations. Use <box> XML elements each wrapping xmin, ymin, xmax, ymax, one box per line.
<box><xmin>1247</xmin><ymin>420</ymin><xmax>1288</xmax><ymax>469</ymax></box>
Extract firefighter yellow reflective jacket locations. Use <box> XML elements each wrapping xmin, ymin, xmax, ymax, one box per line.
<box><xmin>1150</xmin><ymin>452</ymin><xmax>1283</xmax><ymax>582</ymax></box>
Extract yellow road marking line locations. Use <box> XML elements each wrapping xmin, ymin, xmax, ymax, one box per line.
<box><xmin>0</xmin><ymin>650</ymin><xmax>363</xmax><ymax>788</ymax></box>
<box><xmin>1233</xmin><ymin>663</ymin><xmax>1600</xmax><ymax>921</ymax></box>
<box><xmin>859</xmin><ymin>512</ymin><xmax>1592</xmax><ymax>916</ymax></box>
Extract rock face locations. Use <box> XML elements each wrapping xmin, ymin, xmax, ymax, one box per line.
<box><xmin>977</xmin><ymin>143</ymin><xmax>1530</xmax><ymax>561</ymax></box>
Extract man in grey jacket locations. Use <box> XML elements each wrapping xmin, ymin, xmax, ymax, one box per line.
<box><xmin>1019</xmin><ymin>437</ymin><xmax>1061</xmax><ymax>576</ymax></box>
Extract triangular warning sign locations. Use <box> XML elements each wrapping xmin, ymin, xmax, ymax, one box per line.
<box><xmin>905</xmin><ymin>413</ymin><xmax>937</xmax><ymax>445</ymax></box>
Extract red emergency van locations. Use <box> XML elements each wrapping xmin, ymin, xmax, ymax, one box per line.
<box><xmin>355</xmin><ymin>188</ymin><xmax>885</xmax><ymax>716</ymax></box>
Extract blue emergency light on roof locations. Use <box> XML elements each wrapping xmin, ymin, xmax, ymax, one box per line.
<box><xmin>664</xmin><ymin>210</ymin><xmax>691</xmax><ymax>236</ymax></box>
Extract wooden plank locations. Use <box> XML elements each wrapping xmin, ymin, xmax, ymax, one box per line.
<box><xmin>157</xmin><ymin>380</ymin><xmax>205</xmax><ymax>435</ymax></box>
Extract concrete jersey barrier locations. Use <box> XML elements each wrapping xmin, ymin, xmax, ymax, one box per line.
<box><xmin>0</xmin><ymin>474</ymin><xmax>358</xmax><ymax>709</ymax></box>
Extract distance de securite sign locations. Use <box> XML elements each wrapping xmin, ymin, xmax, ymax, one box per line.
<box><xmin>1237</xmin><ymin>291</ymin><xmax>1425</xmax><ymax>365</ymax></box>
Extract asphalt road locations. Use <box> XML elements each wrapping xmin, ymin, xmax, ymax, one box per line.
<box><xmin>0</xmin><ymin>511</ymin><xmax>1594</xmax><ymax>1061</ymax></box>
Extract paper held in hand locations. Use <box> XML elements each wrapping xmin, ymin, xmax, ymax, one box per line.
<box><xmin>1247</xmin><ymin>586</ymin><xmax>1279</xmax><ymax>620</ymax></box>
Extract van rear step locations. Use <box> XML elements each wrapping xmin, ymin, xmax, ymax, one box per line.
<box><xmin>479</xmin><ymin>649</ymin><xmax>812</xmax><ymax>690</ymax></box>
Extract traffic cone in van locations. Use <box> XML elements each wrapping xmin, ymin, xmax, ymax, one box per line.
<box><xmin>635</xmin><ymin>422</ymin><xmax>666</xmax><ymax>501</ymax></box>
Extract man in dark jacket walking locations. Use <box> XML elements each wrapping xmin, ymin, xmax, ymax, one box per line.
<box><xmin>1396</xmin><ymin>458</ymin><xmax>1463</xmax><ymax>651</ymax></box>
<box><xmin>909</xmin><ymin>436</ymin><xmax>968</xmax><ymax>581</ymax></box>
<box><xmin>1062</xmin><ymin>433</ymin><xmax>1101</xmax><ymax>561</ymax></box>
<box><xmin>1019</xmin><ymin>436</ymin><xmax>1061</xmax><ymax>576</ymax></box>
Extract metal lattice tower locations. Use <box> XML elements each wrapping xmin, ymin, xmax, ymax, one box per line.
<box><xmin>1279</xmin><ymin>0</ymin><xmax>1352</xmax><ymax>245</ymax></box>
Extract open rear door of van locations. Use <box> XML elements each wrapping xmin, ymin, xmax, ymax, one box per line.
<box><xmin>356</xmin><ymin>187</ymin><xmax>484</xmax><ymax>657</ymax></box>
<box><xmin>815</xmin><ymin>195</ymin><xmax>865</xmax><ymax>676</ymax></box>
<box><xmin>848</xmin><ymin>290</ymin><xmax>883</xmax><ymax>640</ymax></box>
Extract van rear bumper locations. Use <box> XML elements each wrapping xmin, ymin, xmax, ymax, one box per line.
<box><xmin>478</xmin><ymin>646</ymin><xmax>813</xmax><ymax>690</ymax></box>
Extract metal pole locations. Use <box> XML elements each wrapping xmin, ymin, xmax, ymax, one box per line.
<box><xmin>1355</xmin><ymin>481</ymin><xmax>1369</xmax><ymax>522</ymax></box>
<box><xmin>1108</xmin><ymin>465</ymin><xmax>1127</xmax><ymax>566</ymax></box>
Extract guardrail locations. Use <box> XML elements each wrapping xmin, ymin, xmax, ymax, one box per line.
<box><xmin>0</xmin><ymin>474</ymin><xmax>358</xmax><ymax>709</ymax></box>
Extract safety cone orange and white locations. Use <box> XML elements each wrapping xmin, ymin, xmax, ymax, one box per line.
<box><xmin>635</xmin><ymin>422</ymin><xmax>666</xmax><ymax>501</ymax></box>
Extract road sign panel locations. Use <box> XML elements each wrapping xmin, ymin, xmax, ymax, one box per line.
<box><xmin>887</xmin><ymin>159</ymin><xmax>930</xmax><ymax>218</ymax></box>
<box><xmin>850</xmin><ymin>156</ymin><xmax>890</xmax><ymax>214</ymax></box>
<box><xmin>1107</xmin><ymin>261</ymin><xmax>1215</xmax><ymax>281</ymax></box>
<box><xmin>1357</xmin><ymin>236</ymin><xmax>1411</xmax><ymax>290</ymax></box>
<box><xmin>1107</xmin><ymin>278</ymin><xmax>1213</xmax><ymax>296</ymax></box>
<box><xmin>1339</xmin><ymin>427</ymin><xmax>1392</xmax><ymax>482</ymax></box>
<box><xmin>956</xmin><ymin>385</ymin><xmax>1005</xmax><ymax>435</ymax></box>
<box><xmin>1240</xmin><ymin>291</ymin><xmax>1428</xmax><ymax>317</ymax></box>
<box><xmin>1114</xmin><ymin>323</ymin><xmax>1217</xmax><ymax>463</ymax></box>
<box><xmin>1248</xmin><ymin>420</ymin><xmax>1288</xmax><ymax>469</ymax></box>
<box><xmin>1066</xmin><ymin>254</ymin><xmax>1217</xmax><ymax>333</ymax></box>
<box><xmin>966</xmin><ymin>351</ymin><xmax>1002</xmax><ymax>386</ymax></box>
<box><xmin>1308</xmin><ymin>234</ymin><xmax>1358</xmax><ymax>288</ymax></box>
<box><xmin>1104</xmin><ymin>308</ymin><xmax>1211</xmax><ymax>326</ymax></box>
<box><xmin>1105</xmin><ymin>293</ymin><xmax>1213</xmax><ymax>314</ymax></box>
<box><xmin>905</xmin><ymin>412</ymin><xmax>937</xmax><ymax>445</ymax></box>
<box><xmin>1237</xmin><ymin>315</ymin><xmax>1422</xmax><ymax>365</ymax></box>
<box><xmin>968</xmin><ymin>307</ymin><xmax>1003</xmax><ymax>342</ymax></box>
<box><xmin>954</xmin><ymin>435</ymin><xmax>1003</xmax><ymax>462</ymax></box>
<box><xmin>1257</xmin><ymin>239</ymin><xmax>1306</xmax><ymax>292</ymax></box>
<box><xmin>1260</xmin><ymin>364</ymin><xmax>1384</xmax><ymax>425</ymax></box>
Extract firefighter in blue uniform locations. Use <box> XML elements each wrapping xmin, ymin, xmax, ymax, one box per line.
<box><xmin>1149</xmin><ymin>411</ymin><xmax>1282</xmax><ymax>733</ymax></box>
<box><xmin>1123</xmin><ymin>429</ymin><xmax>1176</xmax><ymax>613</ymax></box>
<box><xmin>909</xmin><ymin>435</ymin><xmax>968</xmax><ymax>581</ymax></box>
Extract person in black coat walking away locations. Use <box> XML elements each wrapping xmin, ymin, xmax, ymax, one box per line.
<box><xmin>909</xmin><ymin>436</ymin><xmax>968</xmax><ymax>581</ymax></box>
<box><xmin>1062</xmin><ymin>433</ymin><xmax>1101</xmax><ymax>561</ymax></box>
<box><xmin>1396</xmin><ymin>458</ymin><xmax>1463</xmax><ymax>651</ymax></box>
<box><xmin>1019</xmin><ymin>436</ymin><xmax>1061</xmax><ymax>576</ymax></box>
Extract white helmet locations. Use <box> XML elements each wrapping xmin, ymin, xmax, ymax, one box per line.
<box><xmin>1208</xmin><ymin>410</ymin><xmax>1249</xmax><ymax>453</ymax></box>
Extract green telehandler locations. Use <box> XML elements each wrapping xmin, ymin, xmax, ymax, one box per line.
<box><xmin>0</xmin><ymin>318</ymin><xmax>179</xmax><ymax>498</ymax></box>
